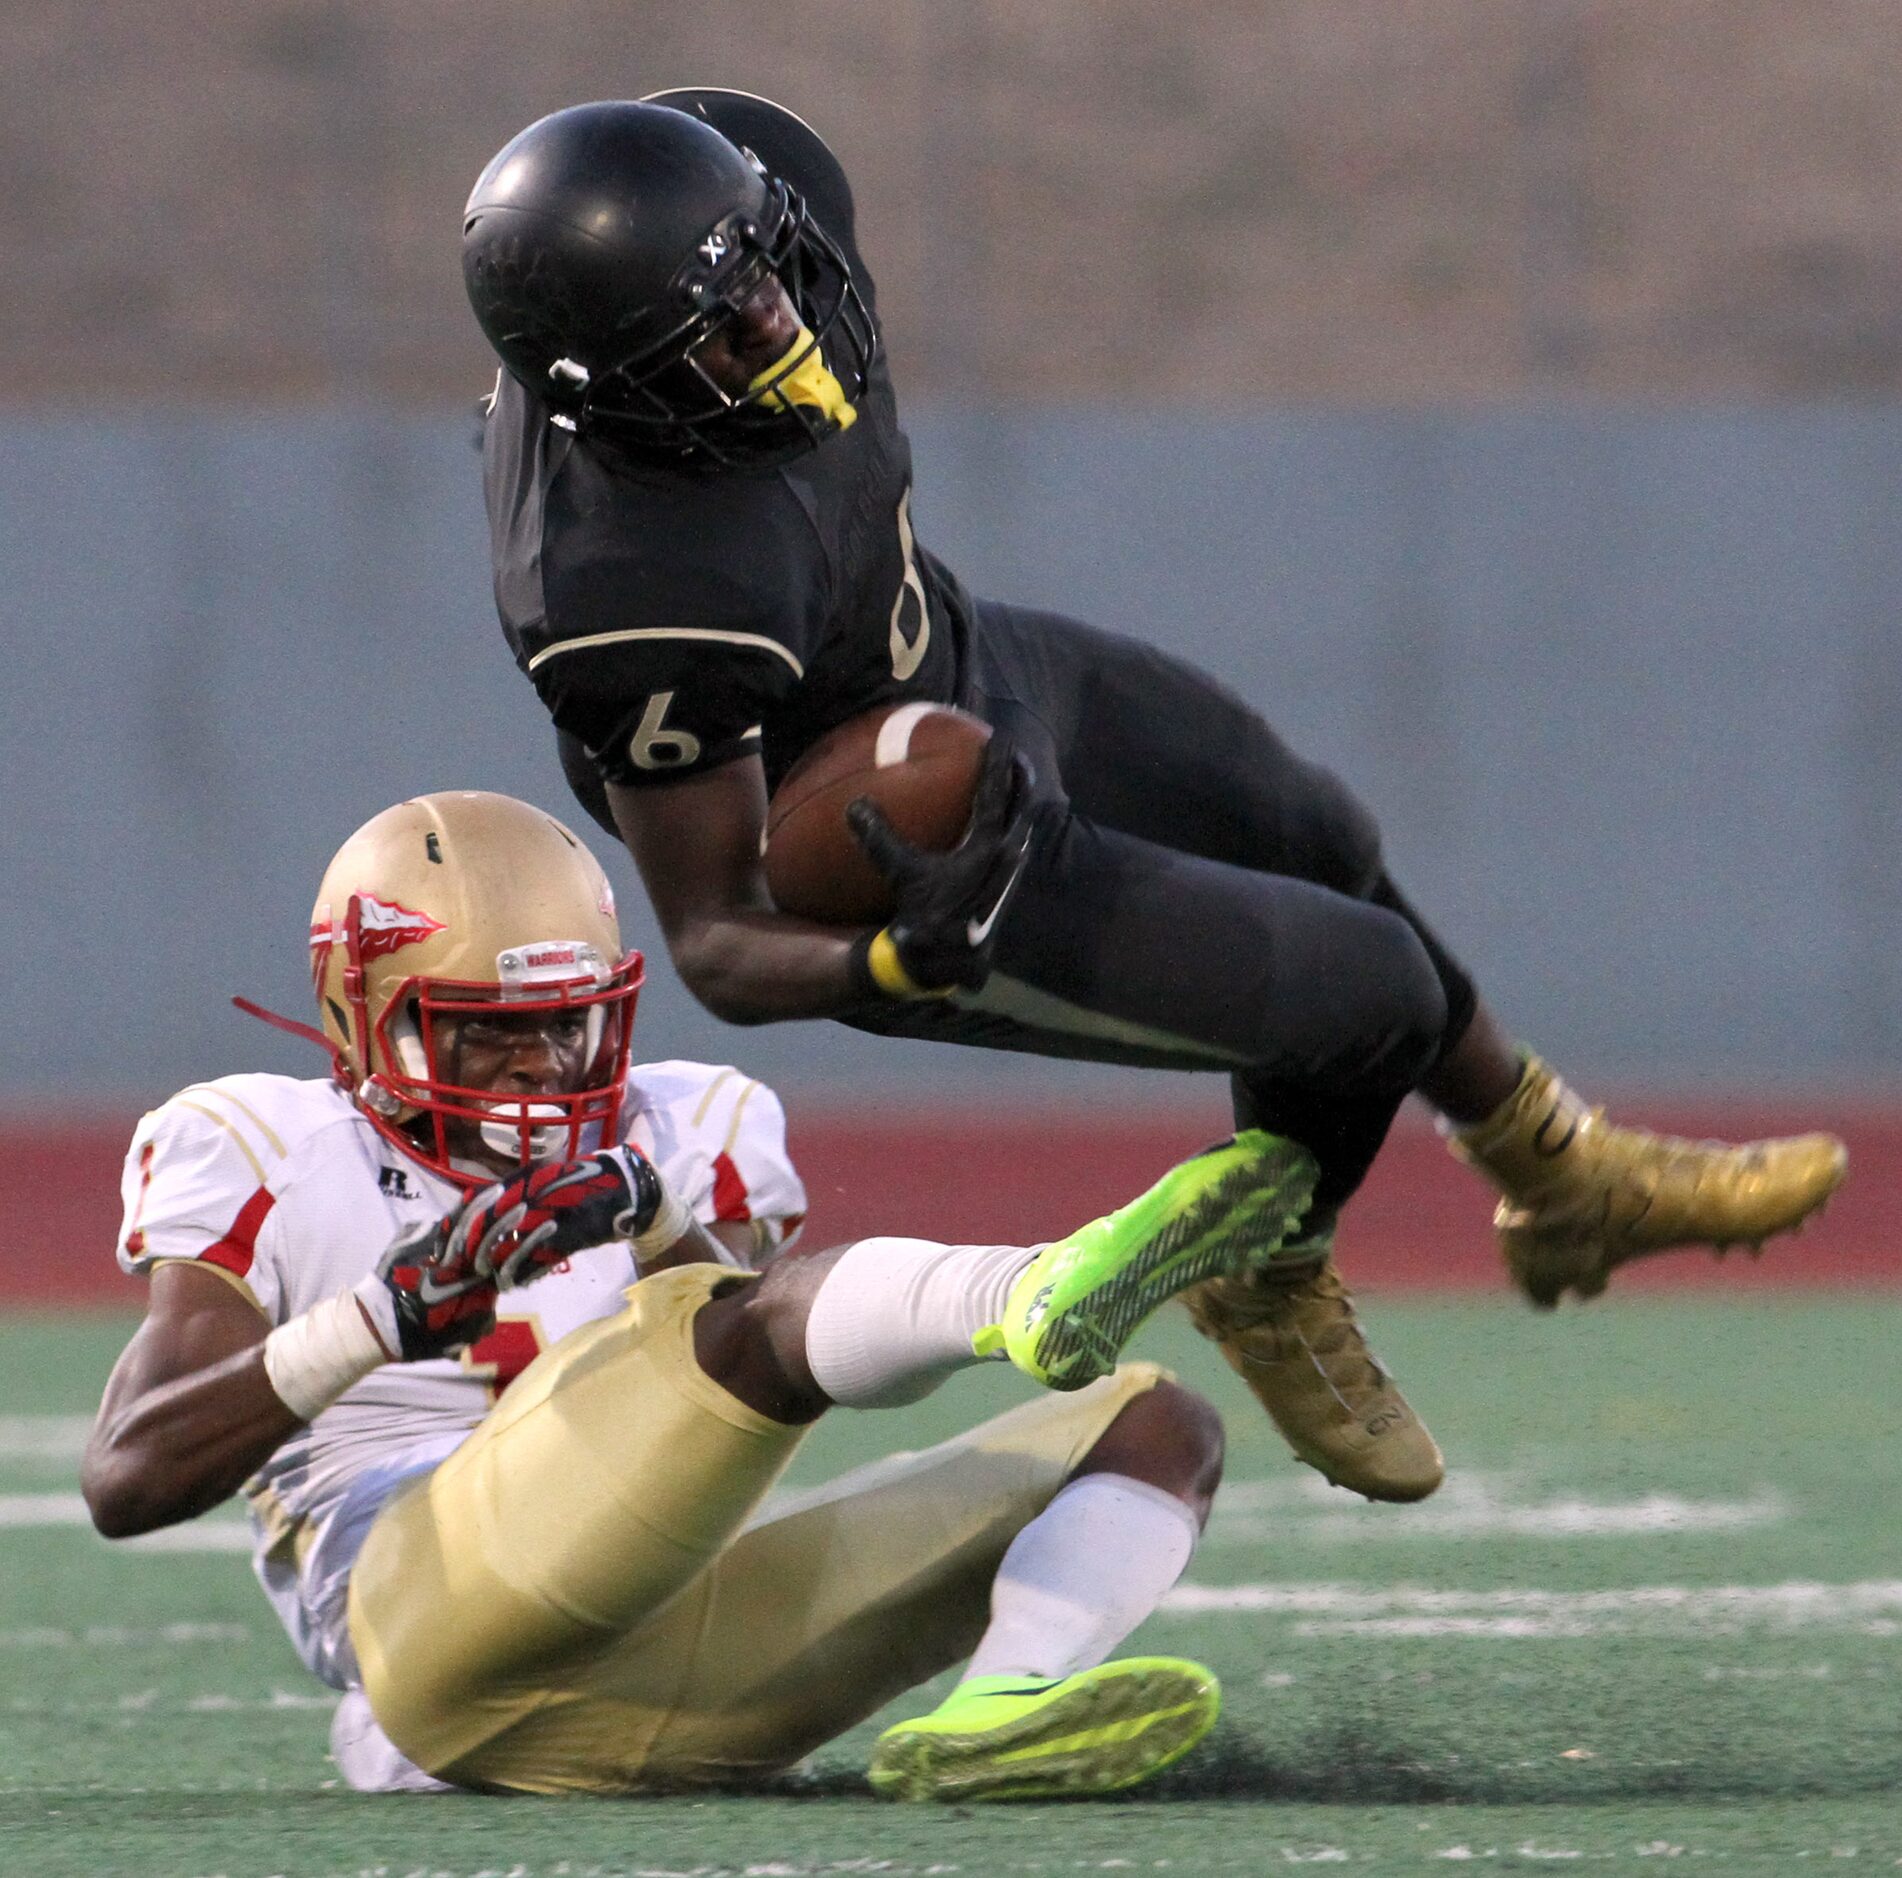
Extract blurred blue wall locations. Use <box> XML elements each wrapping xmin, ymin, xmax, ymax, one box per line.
<box><xmin>6</xmin><ymin>407</ymin><xmax>1899</xmax><ymax>1105</ymax></box>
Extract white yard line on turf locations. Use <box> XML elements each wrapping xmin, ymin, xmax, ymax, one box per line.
<box><xmin>116</xmin><ymin>1522</ymin><xmax>256</xmax><ymax>1553</ymax></box>
<box><xmin>6</xmin><ymin>1689</ymin><xmax>335</xmax><ymax>1714</ymax></box>
<box><xmin>0</xmin><ymin>1493</ymin><xmax>252</xmax><ymax>1550</ymax></box>
<box><xmin>0</xmin><ymin>1493</ymin><xmax>93</xmax><ymax>1524</ymax></box>
<box><xmin>1161</xmin><ymin>1578</ymin><xmax>1902</xmax><ymax>1638</ymax></box>
<box><xmin>0</xmin><ymin>1623</ymin><xmax>249</xmax><ymax>1648</ymax></box>
<box><xmin>0</xmin><ymin>1415</ymin><xmax>94</xmax><ymax>1460</ymax></box>
<box><xmin>1204</xmin><ymin>1472</ymin><xmax>1790</xmax><ymax>1543</ymax></box>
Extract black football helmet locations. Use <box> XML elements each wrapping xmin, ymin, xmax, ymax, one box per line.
<box><xmin>462</xmin><ymin>99</ymin><xmax>878</xmax><ymax>469</ymax></box>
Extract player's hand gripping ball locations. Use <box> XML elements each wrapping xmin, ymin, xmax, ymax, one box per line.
<box><xmin>370</xmin><ymin>1148</ymin><xmax>665</xmax><ymax>1360</ymax></box>
<box><xmin>762</xmin><ymin>703</ymin><xmax>995</xmax><ymax>924</ymax></box>
<box><xmin>848</xmin><ymin>732</ymin><xmax>1038</xmax><ymax>995</ymax></box>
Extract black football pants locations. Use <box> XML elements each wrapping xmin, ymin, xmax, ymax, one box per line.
<box><xmin>840</xmin><ymin>600</ymin><xmax>1479</xmax><ymax>1217</ymax></box>
<box><xmin>558</xmin><ymin>599</ymin><xmax>1480</xmax><ymax>1218</ymax></box>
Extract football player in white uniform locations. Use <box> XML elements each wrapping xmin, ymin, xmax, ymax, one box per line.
<box><xmin>84</xmin><ymin>790</ymin><xmax>1322</xmax><ymax>1800</ymax></box>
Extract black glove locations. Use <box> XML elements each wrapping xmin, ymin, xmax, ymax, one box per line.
<box><xmin>846</xmin><ymin>735</ymin><xmax>1037</xmax><ymax>997</ymax></box>
<box><xmin>369</xmin><ymin>1148</ymin><xmax>665</xmax><ymax>1359</ymax></box>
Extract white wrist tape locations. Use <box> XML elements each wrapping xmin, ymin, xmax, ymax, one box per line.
<box><xmin>262</xmin><ymin>1289</ymin><xmax>392</xmax><ymax>1422</ymax></box>
<box><xmin>625</xmin><ymin>1177</ymin><xmax>695</xmax><ymax>1262</ymax></box>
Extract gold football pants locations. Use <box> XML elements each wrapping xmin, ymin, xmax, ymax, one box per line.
<box><xmin>347</xmin><ymin>1264</ymin><xmax>1165</xmax><ymax>1794</ymax></box>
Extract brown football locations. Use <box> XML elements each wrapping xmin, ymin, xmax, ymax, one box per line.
<box><xmin>763</xmin><ymin>702</ymin><xmax>992</xmax><ymax>924</ymax></box>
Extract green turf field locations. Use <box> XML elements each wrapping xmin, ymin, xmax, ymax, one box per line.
<box><xmin>4</xmin><ymin>1296</ymin><xmax>1900</xmax><ymax>1874</ymax></box>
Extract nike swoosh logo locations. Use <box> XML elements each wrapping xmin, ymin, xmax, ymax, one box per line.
<box><xmin>966</xmin><ymin>863</ymin><xmax>1025</xmax><ymax>948</ymax></box>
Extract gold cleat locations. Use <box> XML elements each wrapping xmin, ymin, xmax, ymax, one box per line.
<box><xmin>1184</xmin><ymin>1248</ymin><xmax>1444</xmax><ymax>1503</ymax></box>
<box><xmin>1449</xmin><ymin>1054</ymin><xmax>1849</xmax><ymax>1308</ymax></box>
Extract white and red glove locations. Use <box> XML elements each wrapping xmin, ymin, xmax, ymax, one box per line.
<box><xmin>263</xmin><ymin>1148</ymin><xmax>691</xmax><ymax>1419</ymax></box>
<box><xmin>360</xmin><ymin>1147</ymin><xmax>684</xmax><ymax>1360</ymax></box>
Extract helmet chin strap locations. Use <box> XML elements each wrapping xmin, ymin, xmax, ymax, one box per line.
<box><xmin>749</xmin><ymin>323</ymin><xmax>856</xmax><ymax>431</ymax></box>
<box><xmin>231</xmin><ymin>997</ymin><xmax>348</xmax><ymax>1079</ymax></box>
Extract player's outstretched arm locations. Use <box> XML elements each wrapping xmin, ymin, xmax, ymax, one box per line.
<box><xmin>607</xmin><ymin>759</ymin><xmax>874</xmax><ymax>1024</ymax></box>
<box><xmin>83</xmin><ymin>1262</ymin><xmax>299</xmax><ymax>1538</ymax></box>
<box><xmin>85</xmin><ymin>1152</ymin><xmax>692</xmax><ymax>1538</ymax></box>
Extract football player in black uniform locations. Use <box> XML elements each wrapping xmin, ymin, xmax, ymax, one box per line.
<box><xmin>463</xmin><ymin>90</ymin><xmax>1846</xmax><ymax>1504</ymax></box>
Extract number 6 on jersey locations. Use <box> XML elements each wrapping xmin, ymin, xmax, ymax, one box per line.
<box><xmin>628</xmin><ymin>690</ymin><xmax>703</xmax><ymax>771</ymax></box>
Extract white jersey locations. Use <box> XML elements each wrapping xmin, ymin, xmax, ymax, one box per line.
<box><xmin>114</xmin><ymin>1062</ymin><xmax>805</xmax><ymax>1692</ymax></box>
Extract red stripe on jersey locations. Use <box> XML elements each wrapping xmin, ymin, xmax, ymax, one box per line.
<box><xmin>123</xmin><ymin>1141</ymin><xmax>158</xmax><ymax>1260</ymax></box>
<box><xmin>200</xmin><ymin>1186</ymin><xmax>276</xmax><ymax>1278</ymax></box>
<box><xmin>710</xmin><ymin>1152</ymin><xmax>752</xmax><ymax>1223</ymax></box>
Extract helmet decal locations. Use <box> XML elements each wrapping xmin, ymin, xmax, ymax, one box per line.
<box><xmin>308</xmin><ymin>903</ymin><xmax>334</xmax><ymax>994</ymax></box>
<box><xmin>304</xmin><ymin>792</ymin><xmax>640</xmax><ymax>1192</ymax></box>
<box><xmin>353</xmin><ymin>895</ymin><xmax>449</xmax><ymax>958</ymax></box>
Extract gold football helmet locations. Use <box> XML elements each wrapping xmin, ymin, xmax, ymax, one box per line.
<box><xmin>294</xmin><ymin>791</ymin><xmax>642</xmax><ymax>1185</ymax></box>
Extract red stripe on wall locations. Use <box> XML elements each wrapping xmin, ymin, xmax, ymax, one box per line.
<box><xmin>6</xmin><ymin>1101</ymin><xmax>1895</xmax><ymax>1307</ymax></box>
<box><xmin>6</xmin><ymin>1127</ymin><xmax>145</xmax><ymax>1306</ymax></box>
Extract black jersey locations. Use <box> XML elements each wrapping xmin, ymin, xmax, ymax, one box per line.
<box><xmin>484</xmin><ymin>96</ymin><xmax>972</xmax><ymax>795</ymax></box>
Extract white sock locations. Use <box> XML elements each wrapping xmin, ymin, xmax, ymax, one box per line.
<box><xmin>963</xmin><ymin>1473</ymin><xmax>1202</xmax><ymax>1684</ymax></box>
<box><xmin>803</xmin><ymin>1235</ymin><xmax>1037</xmax><ymax>1407</ymax></box>
<box><xmin>329</xmin><ymin>1688</ymin><xmax>453</xmax><ymax>1794</ymax></box>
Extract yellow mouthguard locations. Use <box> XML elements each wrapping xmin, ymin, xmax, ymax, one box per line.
<box><xmin>748</xmin><ymin>324</ymin><xmax>857</xmax><ymax>432</ymax></box>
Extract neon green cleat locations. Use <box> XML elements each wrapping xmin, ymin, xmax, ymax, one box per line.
<box><xmin>973</xmin><ymin>1129</ymin><xmax>1317</xmax><ymax>1391</ymax></box>
<box><xmin>867</xmin><ymin>1656</ymin><xmax>1222</xmax><ymax>1802</ymax></box>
